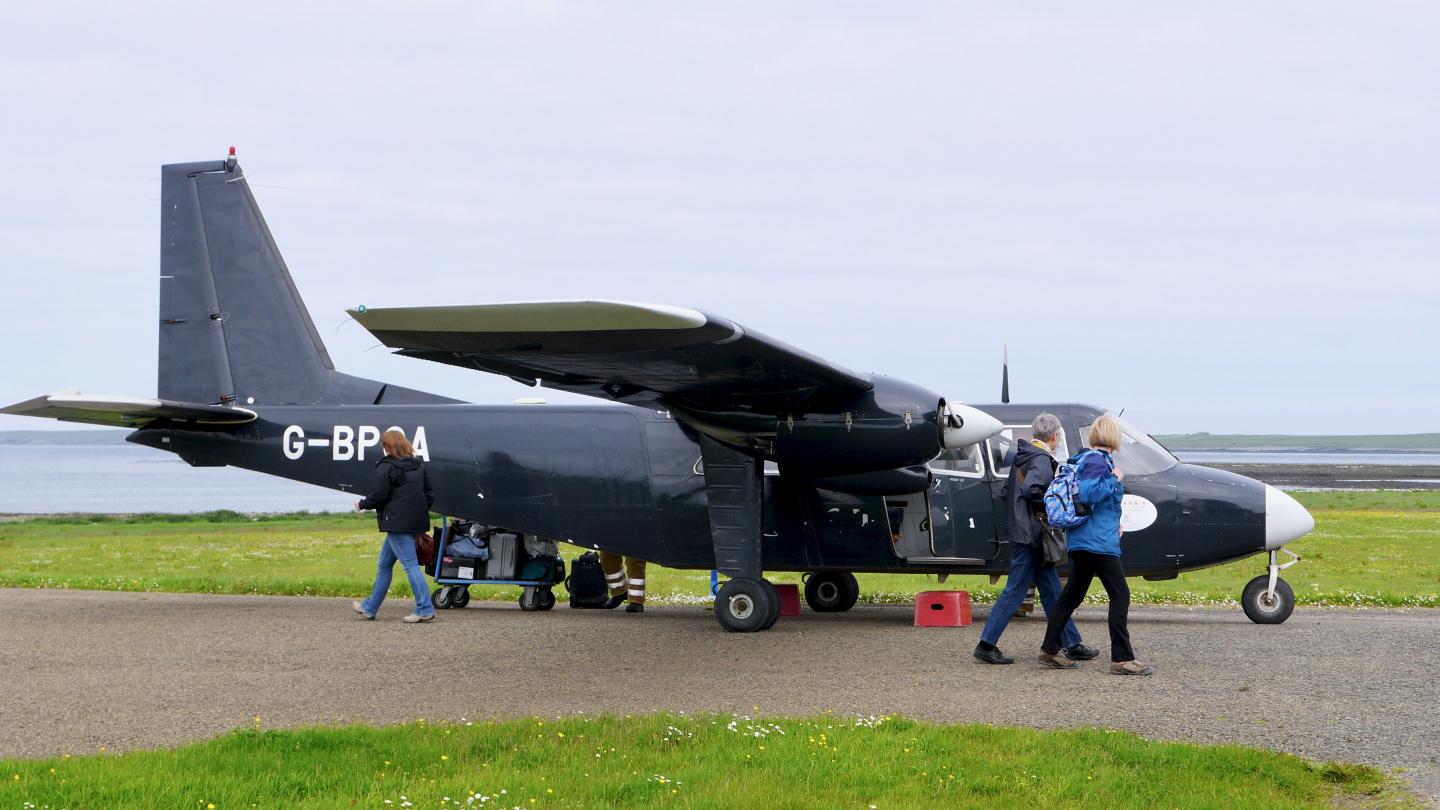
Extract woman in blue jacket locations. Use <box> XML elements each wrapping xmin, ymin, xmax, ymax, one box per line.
<box><xmin>1038</xmin><ymin>415</ymin><xmax>1153</xmax><ymax>675</ymax></box>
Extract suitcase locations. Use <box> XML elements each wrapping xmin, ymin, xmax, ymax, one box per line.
<box><xmin>485</xmin><ymin>532</ymin><xmax>520</xmax><ymax>579</ymax></box>
<box><xmin>566</xmin><ymin>551</ymin><xmax>609</xmax><ymax>608</ymax></box>
<box><xmin>439</xmin><ymin>556</ymin><xmax>483</xmax><ymax>580</ymax></box>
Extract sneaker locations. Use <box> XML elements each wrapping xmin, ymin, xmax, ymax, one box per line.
<box><xmin>1111</xmin><ymin>660</ymin><xmax>1154</xmax><ymax>676</ymax></box>
<box><xmin>1038</xmin><ymin>652</ymin><xmax>1079</xmax><ymax>669</ymax></box>
<box><xmin>974</xmin><ymin>644</ymin><xmax>1015</xmax><ymax>665</ymax></box>
<box><xmin>1063</xmin><ymin>643</ymin><xmax>1100</xmax><ymax>661</ymax></box>
<box><xmin>352</xmin><ymin>601</ymin><xmax>375</xmax><ymax>620</ymax></box>
<box><xmin>603</xmin><ymin>595</ymin><xmax>626</xmax><ymax>610</ymax></box>
<box><xmin>403</xmin><ymin>613</ymin><xmax>435</xmax><ymax>623</ymax></box>
<box><xmin>624</xmin><ymin>602</ymin><xmax>644</xmax><ymax>613</ymax></box>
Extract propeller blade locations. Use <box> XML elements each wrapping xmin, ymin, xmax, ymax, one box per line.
<box><xmin>1001</xmin><ymin>345</ymin><xmax>1010</xmax><ymax>404</ymax></box>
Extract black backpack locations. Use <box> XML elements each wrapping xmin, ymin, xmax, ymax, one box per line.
<box><xmin>566</xmin><ymin>552</ymin><xmax>610</xmax><ymax>609</ymax></box>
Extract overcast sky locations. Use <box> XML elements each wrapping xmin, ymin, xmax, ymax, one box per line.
<box><xmin>1</xmin><ymin>2</ymin><xmax>1436</xmax><ymax>435</ymax></box>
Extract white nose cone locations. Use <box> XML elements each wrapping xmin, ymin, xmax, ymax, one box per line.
<box><xmin>942</xmin><ymin>403</ymin><xmax>1005</xmax><ymax>448</ymax></box>
<box><xmin>1264</xmin><ymin>485</ymin><xmax>1315</xmax><ymax>549</ymax></box>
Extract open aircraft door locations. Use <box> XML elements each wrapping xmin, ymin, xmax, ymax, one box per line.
<box><xmin>884</xmin><ymin>442</ymin><xmax>996</xmax><ymax>562</ymax></box>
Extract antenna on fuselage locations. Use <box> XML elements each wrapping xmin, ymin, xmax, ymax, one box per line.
<box><xmin>1001</xmin><ymin>345</ymin><xmax>1010</xmax><ymax>404</ymax></box>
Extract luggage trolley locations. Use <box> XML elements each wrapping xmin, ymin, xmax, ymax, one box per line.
<box><xmin>428</xmin><ymin>516</ymin><xmax>564</xmax><ymax>612</ymax></box>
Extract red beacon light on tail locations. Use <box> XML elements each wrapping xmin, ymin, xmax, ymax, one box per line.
<box><xmin>225</xmin><ymin>146</ymin><xmax>237</xmax><ymax>171</ymax></box>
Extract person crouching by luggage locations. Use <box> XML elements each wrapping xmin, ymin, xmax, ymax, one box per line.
<box><xmin>352</xmin><ymin>429</ymin><xmax>437</xmax><ymax>624</ymax></box>
<box><xmin>1037</xmin><ymin>415</ymin><xmax>1153</xmax><ymax>675</ymax></box>
<box><xmin>599</xmin><ymin>552</ymin><xmax>647</xmax><ymax>613</ymax></box>
<box><xmin>975</xmin><ymin>413</ymin><xmax>1098</xmax><ymax>665</ymax></box>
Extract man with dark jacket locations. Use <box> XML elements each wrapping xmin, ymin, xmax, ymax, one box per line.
<box><xmin>974</xmin><ymin>414</ymin><xmax>1097</xmax><ymax>664</ymax></box>
<box><xmin>352</xmin><ymin>429</ymin><xmax>437</xmax><ymax>623</ymax></box>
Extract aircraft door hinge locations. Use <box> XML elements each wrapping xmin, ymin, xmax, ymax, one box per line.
<box><xmin>786</xmin><ymin>414</ymin><xmax>794</xmax><ymax>432</ymax></box>
<box><xmin>845</xmin><ymin>412</ymin><xmax>853</xmax><ymax>432</ymax></box>
<box><xmin>904</xmin><ymin>410</ymin><xmax>913</xmax><ymax>429</ymax></box>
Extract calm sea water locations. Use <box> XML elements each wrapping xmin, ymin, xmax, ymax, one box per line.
<box><xmin>2</xmin><ymin>444</ymin><xmax>1437</xmax><ymax>514</ymax></box>
<box><xmin>0</xmin><ymin>445</ymin><xmax>355</xmax><ymax>514</ymax></box>
<box><xmin>1175</xmin><ymin>452</ymin><xmax>1440</xmax><ymax>466</ymax></box>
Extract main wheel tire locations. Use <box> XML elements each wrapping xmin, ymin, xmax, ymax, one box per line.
<box><xmin>758</xmin><ymin>578</ymin><xmax>781</xmax><ymax>630</ymax></box>
<box><xmin>432</xmin><ymin>587</ymin><xmax>452</xmax><ymax>610</ymax></box>
<box><xmin>1242</xmin><ymin>575</ymin><xmax>1295</xmax><ymax>624</ymax></box>
<box><xmin>804</xmin><ymin>572</ymin><xmax>859</xmax><ymax>613</ymax></box>
<box><xmin>538</xmin><ymin>589</ymin><xmax>556</xmax><ymax>611</ymax></box>
<box><xmin>715</xmin><ymin>578</ymin><xmax>774</xmax><ymax>633</ymax></box>
<box><xmin>518</xmin><ymin>588</ymin><xmax>540</xmax><ymax>612</ymax></box>
<box><xmin>450</xmin><ymin>587</ymin><xmax>470</xmax><ymax>609</ymax></box>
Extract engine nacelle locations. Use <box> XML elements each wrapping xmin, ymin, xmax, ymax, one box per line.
<box><xmin>775</xmin><ymin>377</ymin><xmax>948</xmax><ymax>479</ymax></box>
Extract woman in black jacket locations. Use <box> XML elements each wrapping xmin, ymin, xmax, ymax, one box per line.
<box><xmin>352</xmin><ymin>429</ymin><xmax>436</xmax><ymax>622</ymax></box>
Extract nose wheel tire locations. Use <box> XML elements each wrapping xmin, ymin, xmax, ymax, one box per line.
<box><xmin>450</xmin><ymin>586</ymin><xmax>470</xmax><ymax>609</ymax></box>
<box><xmin>803</xmin><ymin>572</ymin><xmax>859</xmax><ymax>612</ymax></box>
<box><xmin>1242</xmin><ymin>575</ymin><xmax>1295</xmax><ymax>624</ymax></box>
<box><xmin>714</xmin><ymin>578</ymin><xmax>776</xmax><ymax>632</ymax></box>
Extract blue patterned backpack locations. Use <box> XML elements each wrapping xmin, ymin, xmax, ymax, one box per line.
<box><xmin>1044</xmin><ymin>450</ymin><xmax>1106</xmax><ymax>529</ymax></box>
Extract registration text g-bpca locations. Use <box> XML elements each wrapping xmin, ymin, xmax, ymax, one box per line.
<box><xmin>281</xmin><ymin>425</ymin><xmax>430</xmax><ymax>462</ymax></box>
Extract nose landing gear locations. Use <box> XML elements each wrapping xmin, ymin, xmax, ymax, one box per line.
<box><xmin>1241</xmin><ymin>547</ymin><xmax>1300</xmax><ymax>624</ymax></box>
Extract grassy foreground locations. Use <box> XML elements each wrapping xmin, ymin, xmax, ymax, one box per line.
<box><xmin>0</xmin><ymin>714</ymin><xmax>1407</xmax><ymax>810</ymax></box>
<box><xmin>0</xmin><ymin>491</ymin><xmax>1436</xmax><ymax>608</ymax></box>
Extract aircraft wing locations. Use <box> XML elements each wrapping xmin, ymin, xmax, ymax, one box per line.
<box><xmin>0</xmin><ymin>389</ymin><xmax>258</xmax><ymax>428</ymax></box>
<box><xmin>349</xmin><ymin>300</ymin><xmax>873</xmax><ymax>411</ymax></box>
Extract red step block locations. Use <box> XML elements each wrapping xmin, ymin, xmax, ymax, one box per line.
<box><xmin>914</xmin><ymin>590</ymin><xmax>972</xmax><ymax>627</ymax></box>
<box><xmin>775</xmin><ymin>583</ymin><xmax>801</xmax><ymax>616</ymax></box>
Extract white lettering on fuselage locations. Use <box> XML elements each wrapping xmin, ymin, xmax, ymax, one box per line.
<box><xmin>281</xmin><ymin>425</ymin><xmax>429</xmax><ymax>462</ymax></box>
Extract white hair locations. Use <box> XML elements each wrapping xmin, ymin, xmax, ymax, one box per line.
<box><xmin>1031</xmin><ymin>413</ymin><xmax>1062</xmax><ymax>442</ymax></box>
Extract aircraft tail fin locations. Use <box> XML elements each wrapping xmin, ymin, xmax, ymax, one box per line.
<box><xmin>158</xmin><ymin>151</ymin><xmax>455</xmax><ymax>407</ymax></box>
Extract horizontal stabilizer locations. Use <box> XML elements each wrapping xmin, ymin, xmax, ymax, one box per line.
<box><xmin>349</xmin><ymin>300</ymin><xmax>873</xmax><ymax>411</ymax></box>
<box><xmin>0</xmin><ymin>388</ymin><xmax>257</xmax><ymax>428</ymax></box>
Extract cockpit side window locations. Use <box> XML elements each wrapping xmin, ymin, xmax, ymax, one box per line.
<box><xmin>986</xmin><ymin>425</ymin><xmax>1068</xmax><ymax>478</ymax></box>
<box><xmin>1078</xmin><ymin>413</ymin><xmax>1179</xmax><ymax>476</ymax></box>
<box><xmin>929</xmin><ymin>443</ymin><xmax>984</xmax><ymax>476</ymax></box>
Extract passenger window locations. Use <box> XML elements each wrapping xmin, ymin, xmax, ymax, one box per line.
<box><xmin>987</xmin><ymin>426</ymin><xmax>1067</xmax><ymax>477</ymax></box>
<box><xmin>929</xmin><ymin>443</ymin><xmax>983</xmax><ymax>476</ymax></box>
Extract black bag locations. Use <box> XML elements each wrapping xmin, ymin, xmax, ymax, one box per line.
<box><xmin>566</xmin><ymin>551</ymin><xmax>610</xmax><ymax>608</ymax></box>
<box><xmin>1034</xmin><ymin>506</ymin><xmax>1069</xmax><ymax>568</ymax></box>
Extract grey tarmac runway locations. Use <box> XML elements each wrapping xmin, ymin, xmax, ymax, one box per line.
<box><xmin>1</xmin><ymin>589</ymin><xmax>1437</xmax><ymax>803</ymax></box>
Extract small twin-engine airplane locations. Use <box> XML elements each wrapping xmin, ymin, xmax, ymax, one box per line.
<box><xmin>4</xmin><ymin>152</ymin><xmax>1316</xmax><ymax>631</ymax></box>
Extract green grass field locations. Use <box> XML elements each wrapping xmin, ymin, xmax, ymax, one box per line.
<box><xmin>0</xmin><ymin>713</ymin><xmax>1411</xmax><ymax>810</ymax></box>
<box><xmin>0</xmin><ymin>491</ymin><xmax>1436</xmax><ymax>608</ymax></box>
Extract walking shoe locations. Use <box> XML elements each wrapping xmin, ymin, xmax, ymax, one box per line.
<box><xmin>352</xmin><ymin>601</ymin><xmax>375</xmax><ymax>620</ymax></box>
<box><xmin>973</xmin><ymin>644</ymin><xmax>1015</xmax><ymax>665</ymax></box>
<box><xmin>1038</xmin><ymin>652</ymin><xmax>1079</xmax><ymax>669</ymax></box>
<box><xmin>1063</xmin><ymin>643</ymin><xmax>1100</xmax><ymax>661</ymax></box>
<box><xmin>624</xmin><ymin>602</ymin><xmax>644</xmax><ymax>613</ymax></box>
<box><xmin>1110</xmin><ymin>660</ymin><xmax>1154</xmax><ymax>676</ymax></box>
<box><xmin>603</xmin><ymin>595</ymin><xmax>626</xmax><ymax>610</ymax></box>
<box><xmin>403</xmin><ymin>613</ymin><xmax>435</xmax><ymax>623</ymax></box>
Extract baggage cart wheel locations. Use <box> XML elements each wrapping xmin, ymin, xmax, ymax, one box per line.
<box><xmin>538</xmin><ymin>588</ymin><xmax>555</xmax><ymax>611</ymax></box>
<box><xmin>758</xmin><ymin>578</ymin><xmax>781</xmax><ymax>630</ymax></box>
<box><xmin>714</xmin><ymin>578</ymin><xmax>774</xmax><ymax>633</ymax></box>
<box><xmin>450</xmin><ymin>586</ymin><xmax>470</xmax><ymax>609</ymax></box>
<box><xmin>803</xmin><ymin>572</ymin><xmax>859</xmax><ymax>612</ymax></box>
<box><xmin>519</xmin><ymin>586</ymin><xmax>540</xmax><ymax>612</ymax></box>
<box><xmin>432</xmin><ymin>587</ymin><xmax>452</xmax><ymax>610</ymax></box>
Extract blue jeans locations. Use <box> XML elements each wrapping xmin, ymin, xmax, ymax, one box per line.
<box><xmin>980</xmin><ymin>543</ymin><xmax>1081</xmax><ymax>649</ymax></box>
<box><xmin>361</xmin><ymin>533</ymin><xmax>434</xmax><ymax>617</ymax></box>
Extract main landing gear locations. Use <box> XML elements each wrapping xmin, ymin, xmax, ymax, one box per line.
<box><xmin>1241</xmin><ymin>547</ymin><xmax>1300</xmax><ymax>624</ymax></box>
<box><xmin>715</xmin><ymin>578</ymin><xmax>782</xmax><ymax>632</ymax></box>
<box><xmin>803</xmin><ymin>572</ymin><xmax>859</xmax><ymax>613</ymax></box>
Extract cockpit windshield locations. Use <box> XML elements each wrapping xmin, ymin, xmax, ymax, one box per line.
<box><xmin>1079</xmin><ymin>413</ymin><xmax>1179</xmax><ymax>476</ymax></box>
